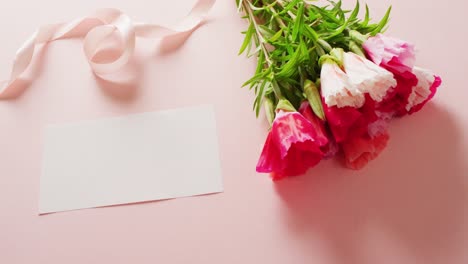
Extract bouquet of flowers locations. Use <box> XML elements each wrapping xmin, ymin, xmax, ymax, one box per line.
<box><xmin>236</xmin><ymin>0</ymin><xmax>441</xmax><ymax>180</ymax></box>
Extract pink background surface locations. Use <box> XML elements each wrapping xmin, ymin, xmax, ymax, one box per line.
<box><xmin>1</xmin><ymin>0</ymin><xmax>467</xmax><ymax>263</ymax></box>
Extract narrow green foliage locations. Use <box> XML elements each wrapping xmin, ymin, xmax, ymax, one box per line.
<box><xmin>237</xmin><ymin>0</ymin><xmax>392</xmax><ymax>119</ymax></box>
<box><xmin>304</xmin><ymin>79</ymin><xmax>325</xmax><ymax>120</ymax></box>
<box><xmin>348</xmin><ymin>1</ymin><xmax>360</xmax><ymax>23</ymax></box>
<box><xmin>291</xmin><ymin>2</ymin><xmax>304</xmax><ymax>41</ymax></box>
<box><xmin>370</xmin><ymin>6</ymin><xmax>392</xmax><ymax>35</ymax></box>
<box><xmin>238</xmin><ymin>22</ymin><xmax>254</xmax><ymax>55</ymax></box>
<box><xmin>279</xmin><ymin>0</ymin><xmax>301</xmax><ymax>16</ymax></box>
<box><xmin>269</xmin><ymin>29</ymin><xmax>283</xmax><ymax>42</ymax></box>
<box><xmin>363</xmin><ymin>4</ymin><xmax>370</xmax><ymax>26</ymax></box>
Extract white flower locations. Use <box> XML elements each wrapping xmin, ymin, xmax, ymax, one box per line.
<box><xmin>343</xmin><ymin>52</ymin><xmax>397</xmax><ymax>102</ymax></box>
<box><xmin>406</xmin><ymin>67</ymin><xmax>437</xmax><ymax>111</ymax></box>
<box><xmin>320</xmin><ymin>60</ymin><xmax>364</xmax><ymax>108</ymax></box>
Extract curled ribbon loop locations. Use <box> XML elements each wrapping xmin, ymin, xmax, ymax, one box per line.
<box><xmin>84</xmin><ymin>10</ymin><xmax>136</xmax><ymax>76</ymax></box>
<box><xmin>0</xmin><ymin>0</ymin><xmax>215</xmax><ymax>99</ymax></box>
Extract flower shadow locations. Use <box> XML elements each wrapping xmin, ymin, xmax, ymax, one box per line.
<box><xmin>275</xmin><ymin>104</ymin><xmax>467</xmax><ymax>263</ymax></box>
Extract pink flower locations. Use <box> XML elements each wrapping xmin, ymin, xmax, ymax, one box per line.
<box><xmin>406</xmin><ymin>67</ymin><xmax>442</xmax><ymax>114</ymax></box>
<box><xmin>320</xmin><ymin>59</ymin><xmax>365</xmax><ymax>108</ymax></box>
<box><xmin>342</xmin><ymin>52</ymin><xmax>396</xmax><ymax>102</ymax></box>
<box><xmin>363</xmin><ymin>34</ymin><xmax>441</xmax><ymax>116</ymax></box>
<box><xmin>363</xmin><ymin>33</ymin><xmax>416</xmax><ymax>74</ymax></box>
<box><xmin>256</xmin><ymin>100</ymin><xmax>328</xmax><ymax>180</ymax></box>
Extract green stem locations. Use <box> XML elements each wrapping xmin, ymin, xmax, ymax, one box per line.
<box><xmin>349</xmin><ymin>30</ymin><xmax>369</xmax><ymax>45</ymax></box>
<box><xmin>243</xmin><ymin>1</ymin><xmax>273</xmax><ymax>66</ymax></box>
<box><xmin>276</xmin><ymin>0</ymin><xmax>297</xmax><ymax>19</ymax></box>
<box><xmin>268</xmin><ymin>5</ymin><xmax>287</xmax><ymax>29</ymax></box>
<box><xmin>243</xmin><ymin>1</ymin><xmax>285</xmax><ymax>99</ymax></box>
<box><xmin>349</xmin><ymin>41</ymin><xmax>366</xmax><ymax>57</ymax></box>
<box><xmin>258</xmin><ymin>0</ymin><xmax>287</xmax><ymax>29</ymax></box>
<box><xmin>271</xmin><ymin>80</ymin><xmax>284</xmax><ymax>99</ymax></box>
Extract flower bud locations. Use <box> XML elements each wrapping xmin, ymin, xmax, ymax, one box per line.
<box><xmin>349</xmin><ymin>30</ymin><xmax>369</xmax><ymax>45</ymax></box>
<box><xmin>330</xmin><ymin>48</ymin><xmax>345</xmax><ymax>66</ymax></box>
<box><xmin>348</xmin><ymin>41</ymin><xmax>366</xmax><ymax>57</ymax></box>
<box><xmin>303</xmin><ymin>80</ymin><xmax>325</xmax><ymax>120</ymax></box>
<box><xmin>317</xmin><ymin>39</ymin><xmax>332</xmax><ymax>53</ymax></box>
<box><xmin>275</xmin><ymin>99</ymin><xmax>296</xmax><ymax>113</ymax></box>
<box><xmin>264</xmin><ymin>97</ymin><xmax>276</xmax><ymax>126</ymax></box>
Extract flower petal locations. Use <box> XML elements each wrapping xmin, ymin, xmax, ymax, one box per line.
<box><xmin>298</xmin><ymin>102</ymin><xmax>329</xmax><ymax>147</ymax></box>
<box><xmin>299</xmin><ymin>101</ymin><xmax>338</xmax><ymax>159</ymax></box>
<box><xmin>256</xmin><ymin>111</ymin><xmax>325</xmax><ymax>179</ymax></box>
<box><xmin>273</xmin><ymin>141</ymin><xmax>323</xmax><ymax>180</ymax></box>
<box><xmin>342</xmin><ymin>132</ymin><xmax>390</xmax><ymax>170</ymax></box>
<box><xmin>256</xmin><ymin>133</ymin><xmax>281</xmax><ymax>173</ymax></box>
<box><xmin>324</xmin><ymin>104</ymin><xmax>362</xmax><ymax>143</ymax></box>
<box><xmin>321</xmin><ymin>61</ymin><xmax>365</xmax><ymax>108</ymax></box>
<box><xmin>363</xmin><ymin>34</ymin><xmax>416</xmax><ymax>73</ymax></box>
<box><xmin>377</xmin><ymin>70</ymin><xmax>418</xmax><ymax>117</ymax></box>
<box><xmin>407</xmin><ymin>67</ymin><xmax>442</xmax><ymax>113</ymax></box>
<box><xmin>343</xmin><ymin>52</ymin><xmax>396</xmax><ymax>102</ymax></box>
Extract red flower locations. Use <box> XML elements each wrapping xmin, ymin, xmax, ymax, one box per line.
<box><xmin>406</xmin><ymin>67</ymin><xmax>442</xmax><ymax>114</ymax></box>
<box><xmin>363</xmin><ymin>34</ymin><xmax>416</xmax><ymax>74</ymax></box>
<box><xmin>375</xmin><ymin>66</ymin><xmax>442</xmax><ymax>117</ymax></box>
<box><xmin>298</xmin><ymin>101</ymin><xmax>337</xmax><ymax>159</ymax></box>
<box><xmin>324</xmin><ymin>104</ymin><xmax>362</xmax><ymax>143</ymax></box>
<box><xmin>324</xmin><ymin>95</ymin><xmax>378</xmax><ymax>143</ymax></box>
<box><xmin>363</xmin><ymin>34</ymin><xmax>442</xmax><ymax>116</ymax></box>
<box><xmin>377</xmin><ymin>71</ymin><xmax>419</xmax><ymax>117</ymax></box>
<box><xmin>324</xmin><ymin>95</ymin><xmax>390</xmax><ymax>169</ymax></box>
<box><xmin>256</xmin><ymin>100</ymin><xmax>329</xmax><ymax>180</ymax></box>
<box><xmin>342</xmin><ymin>132</ymin><xmax>389</xmax><ymax>170</ymax></box>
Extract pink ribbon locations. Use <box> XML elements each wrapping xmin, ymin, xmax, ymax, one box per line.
<box><xmin>0</xmin><ymin>0</ymin><xmax>215</xmax><ymax>99</ymax></box>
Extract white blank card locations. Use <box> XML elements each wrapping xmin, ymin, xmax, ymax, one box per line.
<box><xmin>39</xmin><ymin>105</ymin><xmax>223</xmax><ymax>214</ymax></box>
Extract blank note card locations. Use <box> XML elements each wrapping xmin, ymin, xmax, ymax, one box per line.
<box><xmin>39</xmin><ymin>105</ymin><xmax>223</xmax><ymax>214</ymax></box>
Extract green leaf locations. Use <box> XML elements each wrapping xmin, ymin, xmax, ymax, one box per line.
<box><xmin>277</xmin><ymin>40</ymin><xmax>304</xmax><ymax>79</ymax></box>
<box><xmin>292</xmin><ymin>2</ymin><xmax>304</xmax><ymax>41</ymax></box>
<box><xmin>370</xmin><ymin>6</ymin><xmax>392</xmax><ymax>35</ymax></box>
<box><xmin>236</xmin><ymin>0</ymin><xmax>243</xmax><ymax>11</ymax></box>
<box><xmin>247</xmin><ymin>45</ymin><xmax>261</xmax><ymax>58</ymax></box>
<box><xmin>242</xmin><ymin>68</ymin><xmax>270</xmax><ymax>88</ymax></box>
<box><xmin>255</xmin><ymin>51</ymin><xmax>265</xmax><ymax>75</ymax></box>
<box><xmin>303</xmin><ymin>25</ymin><xmax>319</xmax><ymax>41</ymax></box>
<box><xmin>332</xmin><ymin>1</ymin><xmax>346</xmax><ymax>23</ymax></box>
<box><xmin>268</xmin><ymin>29</ymin><xmax>283</xmax><ymax>42</ymax></box>
<box><xmin>324</xmin><ymin>20</ymin><xmax>348</xmax><ymax>40</ymax></box>
<box><xmin>278</xmin><ymin>0</ymin><xmax>301</xmax><ymax>15</ymax></box>
<box><xmin>299</xmin><ymin>40</ymin><xmax>309</xmax><ymax>62</ymax></box>
<box><xmin>238</xmin><ymin>22</ymin><xmax>254</xmax><ymax>55</ymax></box>
<box><xmin>330</xmin><ymin>0</ymin><xmax>343</xmax><ymax>14</ymax></box>
<box><xmin>362</xmin><ymin>4</ymin><xmax>370</xmax><ymax>26</ymax></box>
<box><xmin>348</xmin><ymin>0</ymin><xmax>360</xmax><ymax>22</ymax></box>
<box><xmin>248</xmin><ymin>0</ymin><xmax>276</xmax><ymax>11</ymax></box>
<box><xmin>254</xmin><ymin>80</ymin><xmax>270</xmax><ymax>117</ymax></box>
<box><xmin>259</xmin><ymin>25</ymin><xmax>275</xmax><ymax>39</ymax></box>
<box><xmin>310</xmin><ymin>5</ymin><xmax>340</xmax><ymax>24</ymax></box>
